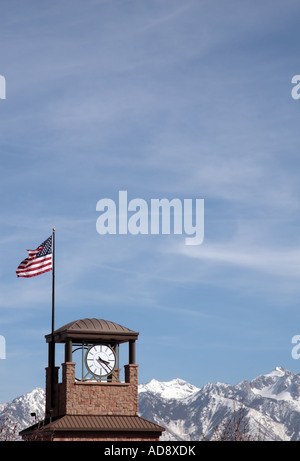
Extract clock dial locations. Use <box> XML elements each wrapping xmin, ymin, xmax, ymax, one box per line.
<box><xmin>86</xmin><ymin>345</ymin><xmax>116</xmax><ymax>377</ymax></box>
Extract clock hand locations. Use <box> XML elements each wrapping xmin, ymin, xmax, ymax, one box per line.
<box><xmin>97</xmin><ymin>356</ymin><xmax>110</xmax><ymax>366</ymax></box>
<box><xmin>97</xmin><ymin>358</ymin><xmax>112</xmax><ymax>374</ymax></box>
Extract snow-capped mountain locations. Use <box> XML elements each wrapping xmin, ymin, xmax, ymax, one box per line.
<box><xmin>0</xmin><ymin>388</ymin><xmax>45</xmax><ymax>440</ymax></box>
<box><xmin>139</xmin><ymin>378</ymin><xmax>200</xmax><ymax>400</ymax></box>
<box><xmin>1</xmin><ymin>367</ymin><xmax>300</xmax><ymax>441</ymax></box>
<box><xmin>138</xmin><ymin>367</ymin><xmax>300</xmax><ymax>441</ymax></box>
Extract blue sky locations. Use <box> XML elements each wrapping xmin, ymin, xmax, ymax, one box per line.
<box><xmin>1</xmin><ymin>0</ymin><xmax>300</xmax><ymax>403</ymax></box>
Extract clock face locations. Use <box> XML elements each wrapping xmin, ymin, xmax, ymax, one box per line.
<box><xmin>85</xmin><ymin>344</ymin><xmax>116</xmax><ymax>377</ymax></box>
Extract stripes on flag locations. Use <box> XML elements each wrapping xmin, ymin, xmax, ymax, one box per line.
<box><xmin>16</xmin><ymin>236</ymin><xmax>52</xmax><ymax>278</ymax></box>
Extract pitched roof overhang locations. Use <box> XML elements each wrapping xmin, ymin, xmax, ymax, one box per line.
<box><xmin>45</xmin><ymin>318</ymin><xmax>139</xmax><ymax>344</ymax></box>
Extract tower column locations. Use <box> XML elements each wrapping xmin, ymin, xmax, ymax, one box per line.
<box><xmin>45</xmin><ymin>365</ymin><xmax>59</xmax><ymax>418</ymax></box>
<box><xmin>129</xmin><ymin>340</ymin><xmax>136</xmax><ymax>364</ymax></box>
<box><xmin>65</xmin><ymin>338</ymin><xmax>72</xmax><ymax>362</ymax></box>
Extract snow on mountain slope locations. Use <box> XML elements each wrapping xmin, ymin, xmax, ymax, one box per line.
<box><xmin>138</xmin><ymin>367</ymin><xmax>300</xmax><ymax>441</ymax></box>
<box><xmin>249</xmin><ymin>367</ymin><xmax>300</xmax><ymax>409</ymax></box>
<box><xmin>0</xmin><ymin>388</ymin><xmax>45</xmax><ymax>440</ymax></box>
<box><xmin>1</xmin><ymin>367</ymin><xmax>300</xmax><ymax>441</ymax></box>
<box><xmin>138</xmin><ymin>378</ymin><xmax>200</xmax><ymax>400</ymax></box>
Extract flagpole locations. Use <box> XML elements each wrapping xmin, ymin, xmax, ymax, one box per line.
<box><xmin>52</xmin><ymin>228</ymin><xmax>55</xmax><ymax>344</ymax></box>
<box><xmin>50</xmin><ymin>228</ymin><xmax>55</xmax><ymax>409</ymax></box>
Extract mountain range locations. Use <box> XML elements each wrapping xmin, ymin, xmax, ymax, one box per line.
<box><xmin>1</xmin><ymin>366</ymin><xmax>300</xmax><ymax>441</ymax></box>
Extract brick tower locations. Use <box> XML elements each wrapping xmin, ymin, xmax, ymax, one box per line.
<box><xmin>20</xmin><ymin>318</ymin><xmax>164</xmax><ymax>441</ymax></box>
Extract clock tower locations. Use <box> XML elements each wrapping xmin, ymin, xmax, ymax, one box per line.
<box><xmin>20</xmin><ymin>318</ymin><xmax>164</xmax><ymax>441</ymax></box>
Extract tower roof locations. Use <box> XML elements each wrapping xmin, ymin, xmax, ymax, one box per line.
<box><xmin>45</xmin><ymin>318</ymin><xmax>139</xmax><ymax>343</ymax></box>
<box><xmin>20</xmin><ymin>414</ymin><xmax>165</xmax><ymax>439</ymax></box>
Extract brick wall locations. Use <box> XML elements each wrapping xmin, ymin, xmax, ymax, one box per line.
<box><xmin>46</xmin><ymin>362</ymin><xmax>139</xmax><ymax>418</ymax></box>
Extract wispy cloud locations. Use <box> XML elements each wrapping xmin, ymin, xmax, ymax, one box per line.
<box><xmin>179</xmin><ymin>242</ymin><xmax>300</xmax><ymax>279</ymax></box>
<box><xmin>168</xmin><ymin>208</ymin><xmax>300</xmax><ymax>287</ymax></box>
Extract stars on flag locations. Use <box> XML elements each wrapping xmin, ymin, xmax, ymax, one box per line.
<box><xmin>16</xmin><ymin>236</ymin><xmax>52</xmax><ymax>278</ymax></box>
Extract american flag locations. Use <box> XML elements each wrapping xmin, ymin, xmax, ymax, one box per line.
<box><xmin>16</xmin><ymin>236</ymin><xmax>53</xmax><ymax>278</ymax></box>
